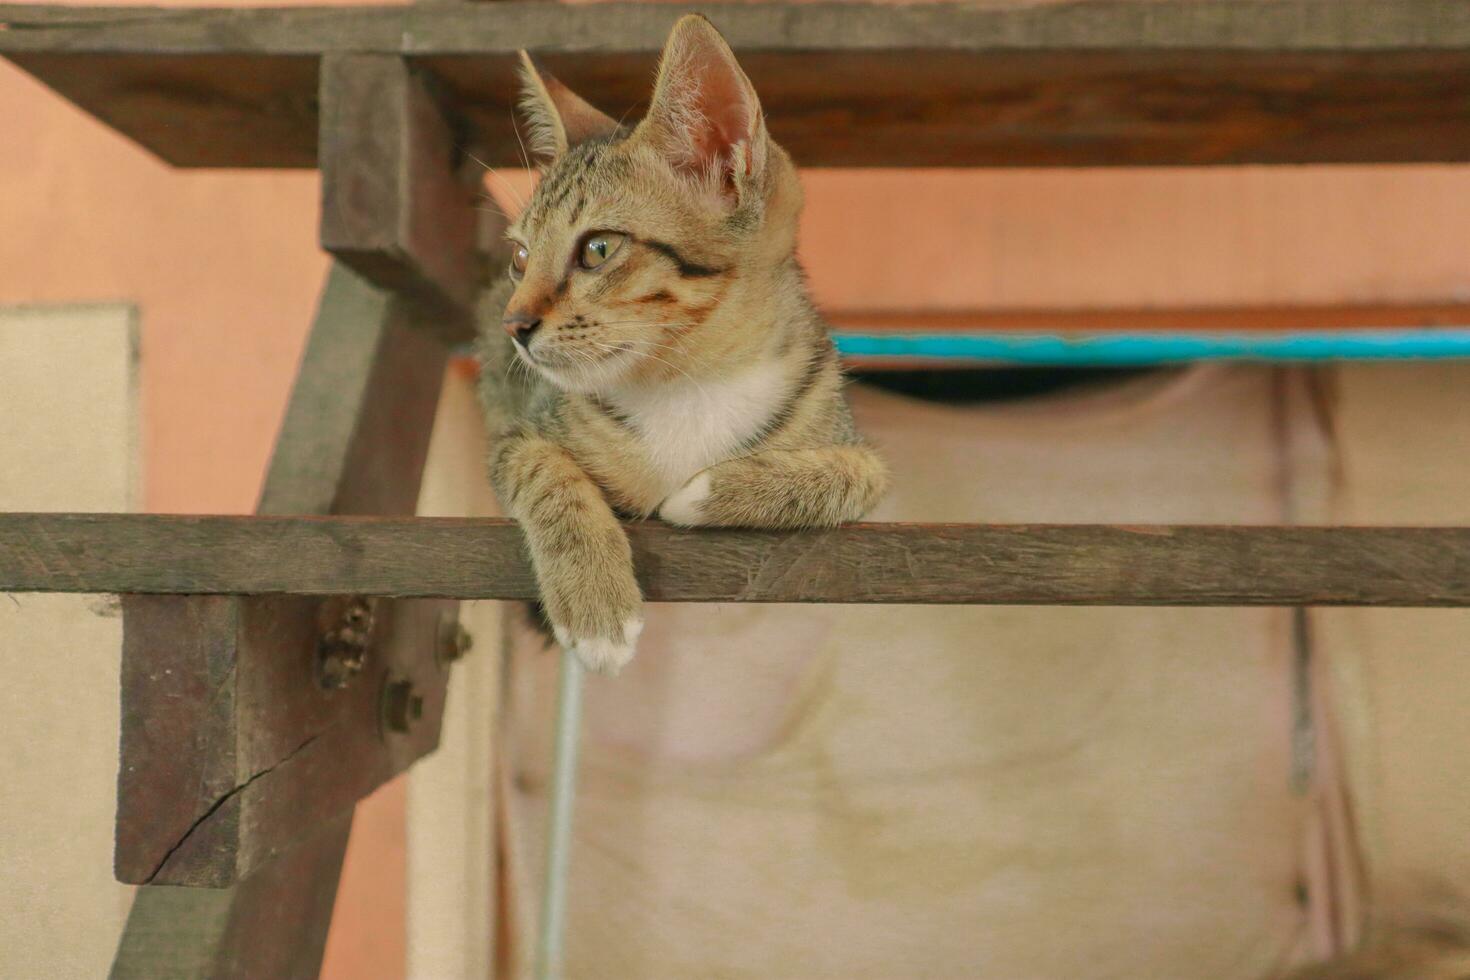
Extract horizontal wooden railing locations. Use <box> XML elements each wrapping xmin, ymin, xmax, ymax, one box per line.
<box><xmin>4</xmin><ymin>513</ymin><xmax>1469</xmax><ymax>606</ymax></box>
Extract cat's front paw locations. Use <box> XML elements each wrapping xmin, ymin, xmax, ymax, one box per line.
<box><xmin>658</xmin><ymin>471</ymin><xmax>712</xmax><ymax>526</ymax></box>
<box><xmin>552</xmin><ymin>615</ymin><xmax>644</xmax><ymax>674</ymax></box>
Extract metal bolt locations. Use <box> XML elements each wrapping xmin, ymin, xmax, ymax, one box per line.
<box><xmin>438</xmin><ymin>617</ymin><xmax>474</xmax><ymax>665</ymax></box>
<box><xmin>382</xmin><ymin>679</ymin><xmax>424</xmax><ymax>734</ymax></box>
<box><xmin>317</xmin><ymin>597</ymin><xmax>374</xmax><ymax>690</ymax></box>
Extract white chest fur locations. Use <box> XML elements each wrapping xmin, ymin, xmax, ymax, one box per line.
<box><xmin>608</xmin><ymin>359</ymin><xmax>790</xmax><ymax>498</ymax></box>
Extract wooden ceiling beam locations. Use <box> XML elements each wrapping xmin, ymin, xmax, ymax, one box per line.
<box><xmin>6</xmin><ymin>2</ymin><xmax>1470</xmax><ymax>168</ymax></box>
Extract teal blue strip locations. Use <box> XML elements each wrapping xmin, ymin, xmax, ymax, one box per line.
<box><xmin>833</xmin><ymin>330</ymin><xmax>1470</xmax><ymax>365</ymax></box>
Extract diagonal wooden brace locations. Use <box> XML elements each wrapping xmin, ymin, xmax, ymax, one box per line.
<box><xmin>111</xmin><ymin>50</ymin><xmax>500</xmax><ymax>977</ymax></box>
<box><xmin>113</xmin><ymin>263</ymin><xmax>462</xmax><ymax>890</ymax></box>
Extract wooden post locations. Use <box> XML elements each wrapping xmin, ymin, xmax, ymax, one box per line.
<box><xmin>109</xmin><ymin>50</ymin><xmax>491</xmax><ymax>979</ymax></box>
<box><xmin>319</xmin><ymin>53</ymin><xmax>482</xmax><ymax>342</ymax></box>
<box><xmin>108</xmin><ymin>266</ymin><xmax>456</xmax><ymax>976</ymax></box>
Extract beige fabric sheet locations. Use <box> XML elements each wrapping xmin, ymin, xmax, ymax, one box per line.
<box><xmin>502</xmin><ymin>366</ymin><xmax>1326</xmax><ymax>979</ymax></box>
<box><xmin>1314</xmin><ymin>365</ymin><xmax>1470</xmax><ymax>921</ymax></box>
<box><xmin>0</xmin><ymin>305</ymin><xmax>139</xmax><ymax>979</ymax></box>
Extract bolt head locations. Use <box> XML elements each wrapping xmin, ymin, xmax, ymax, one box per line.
<box><xmin>382</xmin><ymin>679</ymin><xmax>421</xmax><ymax>734</ymax></box>
<box><xmin>438</xmin><ymin>619</ymin><xmax>474</xmax><ymax>665</ymax></box>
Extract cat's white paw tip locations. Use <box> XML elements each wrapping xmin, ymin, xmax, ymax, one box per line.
<box><xmin>659</xmin><ymin>471</ymin><xmax>712</xmax><ymax>526</ymax></box>
<box><xmin>558</xmin><ymin>616</ymin><xmax>644</xmax><ymax>675</ymax></box>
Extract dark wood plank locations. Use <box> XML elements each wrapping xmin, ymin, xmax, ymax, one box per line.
<box><xmin>320</xmin><ymin>54</ymin><xmax>482</xmax><ymax>333</ymax></box>
<box><xmin>114</xmin><ymin>591</ymin><xmax>453</xmax><ymax>886</ymax></box>
<box><xmin>261</xmin><ymin>265</ymin><xmax>449</xmax><ymax>517</ymax></box>
<box><xmin>115</xmin><ymin>594</ymin><xmax>242</xmax><ymax>887</ymax></box>
<box><xmin>110</xmin><ymin>265</ymin><xmax>456</xmax><ymax>980</ymax></box>
<box><xmin>5</xmin><ymin>2</ymin><xmax>1470</xmax><ymax>168</ymax></box>
<box><xmin>111</xmin><ymin>816</ymin><xmax>352</xmax><ymax>980</ymax></box>
<box><xmin>7</xmin><ymin>514</ymin><xmax>1470</xmax><ymax>607</ymax></box>
<box><xmin>829</xmin><ymin>304</ymin><xmax>1470</xmax><ymax>335</ymax></box>
<box><xmin>109</xmin><ymin>268</ymin><xmax>452</xmax><ymax>888</ymax></box>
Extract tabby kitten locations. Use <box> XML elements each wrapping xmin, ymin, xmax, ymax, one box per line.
<box><xmin>477</xmin><ymin>15</ymin><xmax>888</xmax><ymax>673</ymax></box>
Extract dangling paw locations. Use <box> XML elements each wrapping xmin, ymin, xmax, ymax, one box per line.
<box><xmin>659</xmin><ymin>471</ymin><xmax>712</xmax><ymax>526</ymax></box>
<box><xmin>553</xmin><ymin>615</ymin><xmax>644</xmax><ymax>675</ymax></box>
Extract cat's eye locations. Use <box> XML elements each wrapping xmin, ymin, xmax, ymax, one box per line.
<box><xmin>509</xmin><ymin>244</ymin><xmax>530</xmax><ymax>281</ymax></box>
<box><xmin>579</xmin><ymin>232</ymin><xmax>625</xmax><ymax>270</ymax></box>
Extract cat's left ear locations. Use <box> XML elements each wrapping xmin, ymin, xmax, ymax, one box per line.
<box><xmin>517</xmin><ymin>51</ymin><xmax>621</xmax><ymax>160</ymax></box>
<box><xmin>637</xmin><ymin>15</ymin><xmax>768</xmax><ymax>201</ymax></box>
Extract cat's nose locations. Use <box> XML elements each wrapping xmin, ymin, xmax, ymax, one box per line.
<box><xmin>503</xmin><ymin>315</ymin><xmax>542</xmax><ymax>348</ymax></box>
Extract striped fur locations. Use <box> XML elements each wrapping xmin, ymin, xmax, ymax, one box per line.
<box><xmin>477</xmin><ymin>15</ymin><xmax>888</xmax><ymax>672</ymax></box>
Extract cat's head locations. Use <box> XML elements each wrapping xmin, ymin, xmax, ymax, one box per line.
<box><xmin>501</xmin><ymin>15</ymin><xmax>802</xmax><ymax>394</ymax></box>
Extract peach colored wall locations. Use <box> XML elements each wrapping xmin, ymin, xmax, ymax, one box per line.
<box><xmin>7</xmin><ymin>20</ymin><xmax>1470</xmax><ymax>979</ymax></box>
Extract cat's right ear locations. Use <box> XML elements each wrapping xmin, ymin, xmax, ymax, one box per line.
<box><xmin>517</xmin><ymin>52</ymin><xmax>620</xmax><ymax>161</ymax></box>
<box><xmin>635</xmin><ymin>16</ymin><xmax>768</xmax><ymax>203</ymax></box>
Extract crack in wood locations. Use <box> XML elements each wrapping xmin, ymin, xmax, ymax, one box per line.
<box><xmin>144</xmin><ymin>728</ymin><xmax>327</xmax><ymax>884</ymax></box>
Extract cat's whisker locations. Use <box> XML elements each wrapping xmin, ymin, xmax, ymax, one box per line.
<box><xmin>585</xmin><ymin>322</ymin><xmax>704</xmax><ymax>349</ymax></box>
<box><xmin>506</xmin><ymin>347</ymin><xmax>536</xmax><ymax>385</ymax></box>
<box><xmin>587</xmin><ymin>341</ymin><xmax>712</xmax><ymax>400</ymax></box>
<box><xmin>474</xmin><ymin>191</ymin><xmax>513</xmax><ymax>217</ymax></box>
<box><xmin>463</xmin><ymin>146</ymin><xmax>528</xmax><ymax>213</ymax></box>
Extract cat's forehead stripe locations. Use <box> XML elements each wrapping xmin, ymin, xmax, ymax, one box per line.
<box><xmin>527</xmin><ymin>138</ymin><xmax>630</xmax><ymax>229</ymax></box>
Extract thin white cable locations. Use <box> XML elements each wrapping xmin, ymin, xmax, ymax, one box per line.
<box><xmin>534</xmin><ymin>650</ymin><xmax>585</xmax><ymax>980</ymax></box>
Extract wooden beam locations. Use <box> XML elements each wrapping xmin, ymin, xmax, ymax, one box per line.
<box><xmin>108</xmin><ymin>264</ymin><xmax>457</xmax><ymax>979</ymax></box>
<box><xmin>115</xmin><ymin>590</ymin><xmax>454</xmax><ymax>887</ymax></box>
<box><xmin>6</xmin><ymin>514</ymin><xmax>1470</xmax><ymax>607</ymax></box>
<box><xmin>5</xmin><ymin>2</ymin><xmax>1470</xmax><ymax>168</ymax></box>
<box><xmin>319</xmin><ymin>53</ymin><xmax>481</xmax><ymax>334</ymax></box>
<box><xmin>828</xmin><ymin>304</ymin><xmax>1470</xmax><ymax>336</ymax></box>
<box><xmin>109</xmin><ymin>268</ymin><xmax>454</xmax><ymax>890</ymax></box>
<box><xmin>111</xmin><ymin>816</ymin><xmax>352</xmax><ymax>980</ymax></box>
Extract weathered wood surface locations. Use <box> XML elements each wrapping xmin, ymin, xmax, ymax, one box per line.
<box><xmin>830</xmin><ymin>304</ymin><xmax>1470</xmax><ymax>336</ymax></box>
<box><xmin>259</xmin><ymin>266</ymin><xmax>449</xmax><ymax>518</ymax></box>
<box><xmin>4</xmin><ymin>2</ymin><xmax>1470</xmax><ymax>168</ymax></box>
<box><xmin>111</xmin><ymin>265</ymin><xmax>459</xmax><ymax>974</ymax></box>
<box><xmin>7</xmin><ymin>514</ymin><xmax>1470</xmax><ymax>607</ymax></box>
<box><xmin>110</xmin><ymin>267</ymin><xmax>454</xmax><ymax>890</ymax></box>
<box><xmin>115</xmin><ymin>591</ymin><xmax>453</xmax><ymax>886</ymax></box>
<box><xmin>110</xmin><ymin>267</ymin><xmax>455</xmax><ymax>980</ymax></box>
<box><xmin>111</xmin><ymin>817</ymin><xmax>352</xmax><ymax>980</ymax></box>
<box><xmin>320</xmin><ymin>54</ymin><xmax>481</xmax><ymax>332</ymax></box>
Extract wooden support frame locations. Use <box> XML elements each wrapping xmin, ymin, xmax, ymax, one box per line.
<box><xmin>319</xmin><ymin>53</ymin><xmax>482</xmax><ymax>338</ymax></box>
<box><xmin>115</xmin><ymin>590</ymin><xmax>454</xmax><ymax>887</ymax></box>
<box><xmin>111</xmin><ymin>816</ymin><xmax>355</xmax><ymax>980</ymax></box>
<box><xmin>3</xmin><ymin>0</ymin><xmax>1470</xmax><ymax>973</ymax></box>
<box><xmin>5</xmin><ymin>2</ymin><xmax>1470</xmax><ymax>169</ymax></box>
<box><xmin>7</xmin><ymin>515</ymin><xmax>1470</xmax><ymax>608</ymax></box>
<box><xmin>100</xmin><ymin>30</ymin><xmax>491</xmax><ymax>970</ymax></box>
<box><xmin>106</xmin><ymin>264</ymin><xmax>457</xmax><ymax>975</ymax></box>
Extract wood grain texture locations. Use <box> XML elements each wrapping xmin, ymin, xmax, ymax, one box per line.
<box><xmin>114</xmin><ymin>592</ymin><xmax>453</xmax><ymax>886</ymax></box>
<box><xmin>111</xmin><ymin>816</ymin><xmax>352</xmax><ymax>980</ymax></box>
<box><xmin>319</xmin><ymin>54</ymin><xmax>481</xmax><ymax>333</ymax></box>
<box><xmin>7</xmin><ymin>514</ymin><xmax>1470</xmax><ymax>607</ymax></box>
<box><xmin>259</xmin><ymin>263</ymin><xmax>447</xmax><ymax>517</ymax></box>
<box><xmin>111</xmin><ymin>263</ymin><xmax>452</xmax><ymax>980</ymax></box>
<box><xmin>829</xmin><ymin>304</ymin><xmax>1470</xmax><ymax>335</ymax></box>
<box><xmin>4</xmin><ymin>2</ymin><xmax>1470</xmax><ymax>168</ymax></box>
<box><xmin>110</xmin><ymin>270</ymin><xmax>453</xmax><ymax>888</ymax></box>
